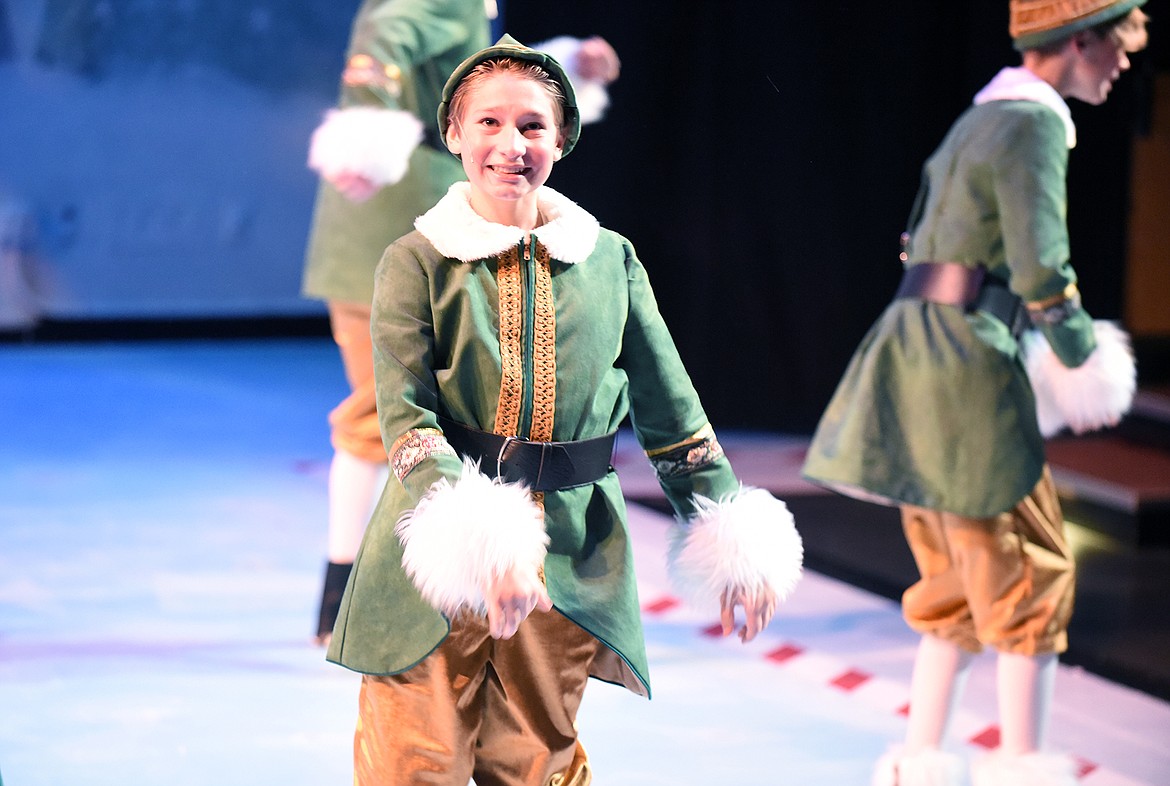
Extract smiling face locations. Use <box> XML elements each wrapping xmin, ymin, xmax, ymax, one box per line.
<box><xmin>445</xmin><ymin>66</ymin><xmax>566</xmax><ymax>227</ymax></box>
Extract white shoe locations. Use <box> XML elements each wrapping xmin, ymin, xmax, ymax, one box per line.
<box><xmin>873</xmin><ymin>747</ymin><xmax>965</xmax><ymax>786</ymax></box>
<box><xmin>970</xmin><ymin>751</ymin><xmax>1076</xmax><ymax>786</ymax></box>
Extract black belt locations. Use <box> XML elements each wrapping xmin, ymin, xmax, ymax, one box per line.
<box><xmin>439</xmin><ymin>417</ymin><xmax>615</xmax><ymax>492</ymax></box>
<box><xmin>895</xmin><ymin>262</ymin><xmax>1030</xmax><ymax>339</ymax></box>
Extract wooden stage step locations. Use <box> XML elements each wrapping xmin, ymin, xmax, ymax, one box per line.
<box><xmin>1046</xmin><ymin>387</ymin><xmax>1170</xmax><ymax>546</ymax></box>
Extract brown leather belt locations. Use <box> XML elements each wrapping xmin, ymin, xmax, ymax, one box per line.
<box><xmin>439</xmin><ymin>417</ymin><xmax>615</xmax><ymax>492</ymax></box>
<box><xmin>895</xmin><ymin>262</ymin><xmax>1030</xmax><ymax>338</ymax></box>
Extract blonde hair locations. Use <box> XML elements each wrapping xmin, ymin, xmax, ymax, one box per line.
<box><xmin>447</xmin><ymin>57</ymin><xmax>567</xmax><ymax>130</ymax></box>
<box><xmin>1108</xmin><ymin>7</ymin><xmax>1149</xmax><ymax>52</ymax></box>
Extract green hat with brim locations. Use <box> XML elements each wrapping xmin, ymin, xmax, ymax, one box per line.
<box><xmin>437</xmin><ymin>34</ymin><xmax>581</xmax><ymax>157</ymax></box>
<box><xmin>1011</xmin><ymin>0</ymin><xmax>1147</xmax><ymax>51</ymax></box>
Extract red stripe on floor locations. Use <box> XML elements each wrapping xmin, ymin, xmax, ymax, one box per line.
<box><xmin>830</xmin><ymin>669</ymin><xmax>872</xmax><ymax>692</ymax></box>
<box><xmin>765</xmin><ymin>644</ymin><xmax>805</xmax><ymax>663</ymax></box>
<box><xmin>641</xmin><ymin>596</ymin><xmax>681</xmax><ymax>614</ymax></box>
<box><xmin>969</xmin><ymin>725</ymin><xmax>1000</xmax><ymax>749</ymax></box>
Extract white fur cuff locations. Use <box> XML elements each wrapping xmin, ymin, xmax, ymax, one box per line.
<box><xmin>667</xmin><ymin>487</ymin><xmax>803</xmax><ymax>610</ymax></box>
<box><xmin>1023</xmin><ymin>321</ymin><xmax>1136</xmax><ymax>438</ymax></box>
<box><xmin>395</xmin><ymin>458</ymin><xmax>548</xmax><ymax>617</ymax></box>
<box><xmin>307</xmin><ymin>107</ymin><xmax>424</xmax><ymax>187</ymax></box>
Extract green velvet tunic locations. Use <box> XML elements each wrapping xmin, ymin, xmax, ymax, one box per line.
<box><xmin>302</xmin><ymin>0</ymin><xmax>488</xmax><ymax>304</ymax></box>
<box><xmin>326</xmin><ymin>185</ymin><xmax>742</xmax><ymax>696</ymax></box>
<box><xmin>804</xmin><ymin>98</ymin><xmax>1097</xmax><ymax>518</ymax></box>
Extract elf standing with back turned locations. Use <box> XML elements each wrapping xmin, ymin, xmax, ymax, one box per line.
<box><xmin>803</xmin><ymin>2</ymin><xmax>1147</xmax><ymax>784</ymax></box>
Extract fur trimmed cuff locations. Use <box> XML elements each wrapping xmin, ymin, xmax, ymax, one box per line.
<box><xmin>872</xmin><ymin>747</ymin><xmax>964</xmax><ymax>786</ymax></box>
<box><xmin>307</xmin><ymin>107</ymin><xmax>423</xmax><ymax>187</ymax></box>
<box><xmin>395</xmin><ymin>458</ymin><xmax>548</xmax><ymax>617</ymax></box>
<box><xmin>1023</xmin><ymin>321</ymin><xmax>1136</xmax><ymax>437</ymax></box>
<box><xmin>971</xmin><ymin>751</ymin><xmax>1077</xmax><ymax>786</ymax></box>
<box><xmin>667</xmin><ymin>487</ymin><xmax>803</xmax><ymax>610</ymax></box>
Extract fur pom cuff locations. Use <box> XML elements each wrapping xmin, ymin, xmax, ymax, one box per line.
<box><xmin>971</xmin><ymin>751</ymin><xmax>1077</xmax><ymax>786</ymax></box>
<box><xmin>872</xmin><ymin>747</ymin><xmax>964</xmax><ymax>786</ymax></box>
<box><xmin>1023</xmin><ymin>321</ymin><xmax>1136</xmax><ymax>437</ymax></box>
<box><xmin>307</xmin><ymin>107</ymin><xmax>423</xmax><ymax>187</ymax></box>
<box><xmin>395</xmin><ymin>458</ymin><xmax>548</xmax><ymax>617</ymax></box>
<box><xmin>667</xmin><ymin>487</ymin><xmax>803</xmax><ymax>610</ymax></box>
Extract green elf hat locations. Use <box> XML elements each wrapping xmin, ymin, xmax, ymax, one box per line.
<box><xmin>1010</xmin><ymin>0</ymin><xmax>1148</xmax><ymax>51</ymax></box>
<box><xmin>437</xmin><ymin>34</ymin><xmax>582</xmax><ymax>157</ymax></box>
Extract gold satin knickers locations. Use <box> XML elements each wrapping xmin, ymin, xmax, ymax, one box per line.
<box><xmin>354</xmin><ymin>608</ymin><xmax>599</xmax><ymax>786</ymax></box>
<box><xmin>900</xmin><ymin>466</ymin><xmax>1075</xmax><ymax>656</ymax></box>
<box><xmin>326</xmin><ymin>301</ymin><xmax>386</xmax><ymax>464</ymax></box>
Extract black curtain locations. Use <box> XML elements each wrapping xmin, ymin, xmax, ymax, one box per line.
<box><xmin>507</xmin><ymin>0</ymin><xmax>1162</xmax><ymax>432</ymax></box>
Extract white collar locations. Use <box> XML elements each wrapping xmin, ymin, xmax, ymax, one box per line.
<box><xmin>973</xmin><ymin>66</ymin><xmax>1076</xmax><ymax>149</ymax></box>
<box><xmin>414</xmin><ymin>182</ymin><xmax>601</xmax><ymax>264</ymax></box>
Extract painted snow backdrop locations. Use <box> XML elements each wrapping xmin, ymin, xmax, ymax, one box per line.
<box><xmin>0</xmin><ymin>0</ymin><xmax>356</xmax><ymax>323</ymax></box>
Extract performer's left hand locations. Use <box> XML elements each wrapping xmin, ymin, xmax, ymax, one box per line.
<box><xmin>720</xmin><ymin>584</ymin><xmax>777</xmax><ymax>643</ymax></box>
<box><xmin>483</xmin><ymin>566</ymin><xmax>553</xmax><ymax>640</ymax></box>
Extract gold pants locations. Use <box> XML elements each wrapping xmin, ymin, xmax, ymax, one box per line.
<box><xmin>354</xmin><ymin>609</ymin><xmax>600</xmax><ymax>786</ymax></box>
<box><xmin>327</xmin><ymin>301</ymin><xmax>386</xmax><ymax>464</ymax></box>
<box><xmin>900</xmin><ymin>466</ymin><xmax>1075</xmax><ymax>656</ymax></box>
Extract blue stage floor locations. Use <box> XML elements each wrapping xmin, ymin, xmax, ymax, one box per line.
<box><xmin>2</xmin><ymin>338</ymin><xmax>1168</xmax><ymax>785</ymax></box>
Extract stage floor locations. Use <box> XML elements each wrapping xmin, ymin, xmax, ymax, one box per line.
<box><xmin>1</xmin><ymin>338</ymin><xmax>1168</xmax><ymax>785</ymax></box>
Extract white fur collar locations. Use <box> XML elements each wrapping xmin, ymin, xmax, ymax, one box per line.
<box><xmin>414</xmin><ymin>182</ymin><xmax>601</xmax><ymax>264</ymax></box>
<box><xmin>973</xmin><ymin>66</ymin><xmax>1076</xmax><ymax>149</ymax></box>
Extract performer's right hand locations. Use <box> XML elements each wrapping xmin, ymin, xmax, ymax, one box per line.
<box><xmin>328</xmin><ymin>171</ymin><xmax>380</xmax><ymax>202</ymax></box>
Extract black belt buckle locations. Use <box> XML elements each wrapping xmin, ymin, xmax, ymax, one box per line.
<box><xmin>496</xmin><ymin>435</ymin><xmax>531</xmax><ymax>486</ymax></box>
<box><xmin>440</xmin><ymin>416</ymin><xmax>614</xmax><ymax>492</ymax></box>
<box><xmin>499</xmin><ymin>438</ymin><xmax>576</xmax><ymax>490</ymax></box>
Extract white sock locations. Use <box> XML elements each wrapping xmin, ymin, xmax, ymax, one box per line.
<box><xmin>326</xmin><ymin>449</ymin><xmax>387</xmax><ymax>563</ymax></box>
<box><xmin>905</xmin><ymin>635</ymin><xmax>974</xmax><ymax>753</ymax></box>
<box><xmin>997</xmin><ymin>651</ymin><xmax>1057</xmax><ymax>755</ymax></box>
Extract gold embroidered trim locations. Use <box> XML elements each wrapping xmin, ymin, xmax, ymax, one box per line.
<box><xmin>1027</xmin><ymin>282</ymin><xmax>1082</xmax><ymax>327</ymax></box>
<box><xmin>644</xmin><ymin>423</ymin><xmax>717</xmax><ymax>458</ymax></box>
<box><xmin>1026</xmin><ymin>282</ymin><xmax>1080</xmax><ymax>311</ymax></box>
<box><xmin>390</xmin><ymin>428</ymin><xmax>456</xmax><ymax>481</ymax></box>
<box><xmin>529</xmin><ymin>243</ymin><xmax>557</xmax><ymax>442</ymax></box>
<box><xmin>647</xmin><ymin>426</ymin><xmax>726</xmax><ymax>479</ymax></box>
<box><xmin>495</xmin><ymin>246</ymin><xmax>524</xmax><ymax>437</ymax></box>
<box><xmin>342</xmin><ymin>54</ymin><xmax>403</xmax><ymax>98</ymax></box>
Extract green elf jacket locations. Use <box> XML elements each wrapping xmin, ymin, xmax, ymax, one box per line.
<box><xmin>326</xmin><ymin>183</ymin><xmax>802</xmax><ymax>695</ymax></box>
<box><xmin>803</xmin><ymin>67</ymin><xmax>1101</xmax><ymax>519</ymax></box>
<box><xmin>302</xmin><ymin>0</ymin><xmax>488</xmax><ymax>304</ymax></box>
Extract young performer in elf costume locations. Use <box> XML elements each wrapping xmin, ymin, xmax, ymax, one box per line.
<box><xmin>324</xmin><ymin>36</ymin><xmax>803</xmax><ymax>785</ymax></box>
<box><xmin>803</xmin><ymin>2</ymin><xmax>1147</xmax><ymax>784</ymax></box>
<box><xmin>301</xmin><ymin>0</ymin><xmax>620</xmax><ymax>646</ymax></box>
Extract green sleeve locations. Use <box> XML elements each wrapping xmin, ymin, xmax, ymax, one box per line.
<box><xmin>617</xmin><ymin>243</ymin><xmax>740</xmax><ymax>517</ymax></box>
<box><xmin>993</xmin><ymin>106</ymin><xmax>1095</xmax><ymax>367</ymax></box>
<box><xmin>342</xmin><ymin>0</ymin><xmax>481</xmax><ymax>110</ymax></box>
<box><xmin>370</xmin><ymin>241</ymin><xmax>464</xmax><ymax>499</ymax></box>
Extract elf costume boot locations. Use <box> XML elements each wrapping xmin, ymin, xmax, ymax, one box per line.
<box><xmin>314</xmin><ymin>449</ymin><xmax>385</xmax><ymax>644</ymax></box>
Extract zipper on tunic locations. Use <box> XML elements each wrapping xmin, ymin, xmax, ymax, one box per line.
<box><xmin>517</xmin><ymin>234</ymin><xmax>536</xmax><ymax>438</ymax></box>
